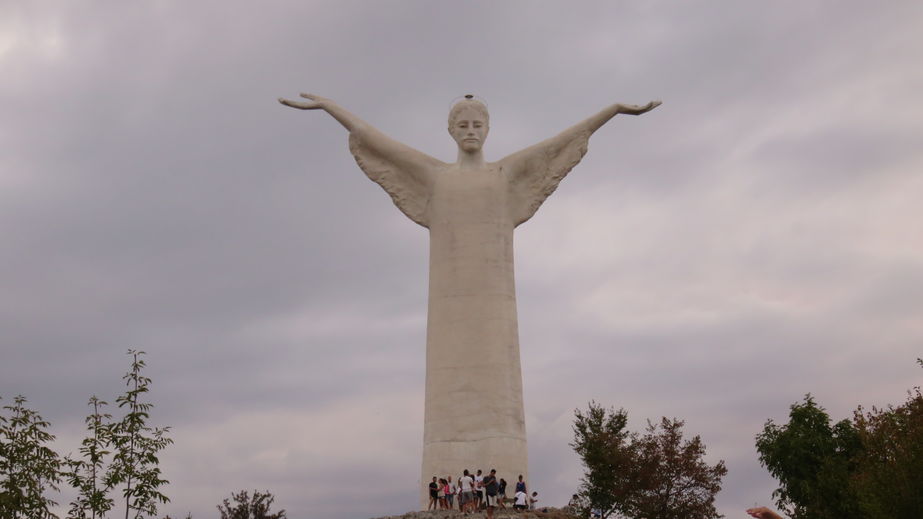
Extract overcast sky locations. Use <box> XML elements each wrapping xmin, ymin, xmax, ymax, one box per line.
<box><xmin>2</xmin><ymin>1</ymin><xmax>922</xmax><ymax>518</ymax></box>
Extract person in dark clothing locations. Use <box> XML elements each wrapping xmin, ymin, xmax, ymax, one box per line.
<box><xmin>483</xmin><ymin>469</ymin><xmax>499</xmax><ymax>519</ymax></box>
<box><xmin>428</xmin><ymin>476</ymin><xmax>439</xmax><ymax>510</ymax></box>
<box><xmin>515</xmin><ymin>474</ymin><xmax>526</xmax><ymax>495</ymax></box>
<box><xmin>497</xmin><ymin>478</ymin><xmax>507</xmax><ymax>508</ymax></box>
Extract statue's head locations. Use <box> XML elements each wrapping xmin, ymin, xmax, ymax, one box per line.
<box><xmin>448</xmin><ymin>95</ymin><xmax>489</xmax><ymax>152</ymax></box>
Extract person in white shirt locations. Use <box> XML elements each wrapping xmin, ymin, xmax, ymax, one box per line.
<box><xmin>514</xmin><ymin>490</ymin><xmax>528</xmax><ymax>511</ymax></box>
<box><xmin>446</xmin><ymin>475</ymin><xmax>457</xmax><ymax>509</ymax></box>
<box><xmin>474</xmin><ymin>469</ymin><xmax>484</xmax><ymax>509</ymax></box>
<box><xmin>459</xmin><ymin>469</ymin><xmax>476</xmax><ymax>515</ymax></box>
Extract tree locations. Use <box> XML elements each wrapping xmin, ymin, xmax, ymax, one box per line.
<box><xmin>571</xmin><ymin>402</ymin><xmax>636</xmax><ymax>519</ymax></box>
<box><xmin>631</xmin><ymin>418</ymin><xmax>727</xmax><ymax>519</ymax></box>
<box><xmin>217</xmin><ymin>490</ymin><xmax>287</xmax><ymax>519</ymax></box>
<box><xmin>849</xmin><ymin>360</ymin><xmax>923</xmax><ymax>519</ymax></box>
<box><xmin>106</xmin><ymin>350</ymin><xmax>173</xmax><ymax>519</ymax></box>
<box><xmin>755</xmin><ymin>395</ymin><xmax>864</xmax><ymax>519</ymax></box>
<box><xmin>757</xmin><ymin>360</ymin><xmax>923</xmax><ymax>519</ymax></box>
<box><xmin>571</xmin><ymin>402</ymin><xmax>726</xmax><ymax>519</ymax></box>
<box><xmin>1</xmin><ymin>351</ymin><xmax>174</xmax><ymax>518</ymax></box>
<box><xmin>0</xmin><ymin>395</ymin><xmax>62</xmax><ymax>519</ymax></box>
<box><xmin>64</xmin><ymin>396</ymin><xmax>115</xmax><ymax>519</ymax></box>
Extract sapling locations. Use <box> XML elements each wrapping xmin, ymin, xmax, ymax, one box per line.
<box><xmin>106</xmin><ymin>350</ymin><xmax>173</xmax><ymax>519</ymax></box>
<box><xmin>65</xmin><ymin>396</ymin><xmax>115</xmax><ymax>519</ymax></box>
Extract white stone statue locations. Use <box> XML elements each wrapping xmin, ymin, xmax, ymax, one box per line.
<box><xmin>278</xmin><ymin>93</ymin><xmax>660</xmax><ymax>507</ymax></box>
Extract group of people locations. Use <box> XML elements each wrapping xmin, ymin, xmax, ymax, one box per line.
<box><xmin>429</xmin><ymin>480</ymin><xmax>782</xmax><ymax>519</ymax></box>
<box><xmin>427</xmin><ymin>471</ymin><xmax>538</xmax><ymax>517</ymax></box>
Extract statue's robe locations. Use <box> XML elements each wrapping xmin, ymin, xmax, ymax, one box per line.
<box><xmin>348</xmin><ymin>123</ymin><xmax>591</xmax><ymax>507</ymax></box>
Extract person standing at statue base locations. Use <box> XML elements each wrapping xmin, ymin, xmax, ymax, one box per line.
<box><xmin>458</xmin><ymin>469</ymin><xmax>476</xmax><ymax>515</ymax></box>
<box><xmin>446</xmin><ymin>476</ymin><xmax>456</xmax><ymax>510</ymax></box>
<box><xmin>427</xmin><ymin>477</ymin><xmax>438</xmax><ymax>510</ymax></box>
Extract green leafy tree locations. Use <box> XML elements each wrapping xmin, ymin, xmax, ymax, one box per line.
<box><xmin>571</xmin><ymin>402</ymin><xmax>636</xmax><ymax>519</ymax></box>
<box><xmin>0</xmin><ymin>395</ymin><xmax>62</xmax><ymax>519</ymax></box>
<box><xmin>755</xmin><ymin>395</ymin><xmax>864</xmax><ymax>519</ymax></box>
<box><xmin>572</xmin><ymin>403</ymin><xmax>726</xmax><ymax>519</ymax></box>
<box><xmin>106</xmin><ymin>350</ymin><xmax>173</xmax><ymax>519</ymax></box>
<box><xmin>217</xmin><ymin>490</ymin><xmax>287</xmax><ymax>519</ymax></box>
<box><xmin>64</xmin><ymin>396</ymin><xmax>115</xmax><ymax>519</ymax></box>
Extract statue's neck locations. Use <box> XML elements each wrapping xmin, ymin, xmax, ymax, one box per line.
<box><xmin>456</xmin><ymin>149</ymin><xmax>487</xmax><ymax>169</ymax></box>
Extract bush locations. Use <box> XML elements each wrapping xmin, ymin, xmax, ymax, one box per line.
<box><xmin>217</xmin><ymin>490</ymin><xmax>287</xmax><ymax>519</ymax></box>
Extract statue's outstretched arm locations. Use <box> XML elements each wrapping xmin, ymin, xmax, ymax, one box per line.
<box><xmin>502</xmin><ymin>100</ymin><xmax>661</xmax><ymax>174</ymax></box>
<box><xmin>582</xmin><ymin>100</ymin><xmax>661</xmax><ymax>133</ymax></box>
<box><xmin>500</xmin><ymin>100</ymin><xmax>661</xmax><ymax>226</ymax></box>
<box><xmin>278</xmin><ymin>93</ymin><xmax>445</xmax><ymax>228</ymax></box>
<box><xmin>278</xmin><ymin>93</ymin><xmax>443</xmax><ymax>181</ymax></box>
<box><xmin>518</xmin><ymin>100</ymin><xmax>661</xmax><ymax>158</ymax></box>
<box><xmin>279</xmin><ymin>93</ymin><xmax>366</xmax><ymax>132</ymax></box>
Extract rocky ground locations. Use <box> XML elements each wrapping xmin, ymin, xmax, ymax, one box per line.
<box><xmin>372</xmin><ymin>508</ymin><xmax>579</xmax><ymax>519</ymax></box>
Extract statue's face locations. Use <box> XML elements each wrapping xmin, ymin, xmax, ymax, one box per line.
<box><xmin>449</xmin><ymin>106</ymin><xmax>489</xmax><ymax>152</ymax></box>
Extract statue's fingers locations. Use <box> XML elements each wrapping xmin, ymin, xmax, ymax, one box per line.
<box><xmin>279</xmin><ymin>98</ymin><xmax>311</xmax><ymax>109</ymax></box>
<box><xmin>622</xmin><ymin>104</ymin><xmax>643</xmax><ymax>114</ymax></box>
<box><xmin>300</xmin><ymin>93</ymin><xmax>317</xmax><ymax>100</ymax></box>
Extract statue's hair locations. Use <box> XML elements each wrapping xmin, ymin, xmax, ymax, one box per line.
<box><xmin>448</xmin><ymin>95</ymin><xmax>489</xmax><ymax>127</ymax></box>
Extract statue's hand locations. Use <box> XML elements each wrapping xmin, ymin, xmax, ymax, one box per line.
<box><xmin>745</xmin><ymin>507</ymin><xmax>783</xmax><ymax>519</ymax></box>
<box><xmin>278</xmin><ymin>93</ymin><xmax>329</xmax><ymax>110</ymax></box>
<box><xmin>616</xmin><ymin>100</ymin><xmax>662</xmax><ymax>116</ymax></box>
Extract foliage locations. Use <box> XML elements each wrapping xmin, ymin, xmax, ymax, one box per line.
<box><xmin>571</xmin><ymin>402</ymin><xmax>726</xmax><ymax>519</ymax></box>
<box><xmin>217</xmin><ymin>490</ymin><xmax>287</xmax><ymax>519</ymax></box>
<box><xmin>571</xmin><ymin>402</ymin><xmax>635</xmax><ymax>519</ymax></box>
<box><xmin>1</xmin><ymin>351</ymin><xmax>174</xmax><ymax>519</ymax></box>
<box><xmin>755</xmin><ymin>395</ymin><xmax>863</xmax><ymax>519</ymax></box>
<box><xmin>0</xmin><ymin>395</ymin><xmax>63</xmax><ymax>519</ymax></box>
<box><xmin>106</xmin><ymin>350</ymin><xmax>173</xmax><ymax>519</ymax></box>
<box><xmin>571</xmin><ymin>402</ymin><xmax>637</xmax><ymax>519</ymax></box>
<box><xmin>631</xmin><ymin>417</ymin><xmax>727</xmax><ymax>519</ymax></box>
<box><xmin>756</xmin><ymin>360</ymin><xmax>923</xmax><ymax>519</ymax></box>
<box><xmin>64</xmin><ymin>396</ymin><xmax>115</xmax><ymax>519</ymax></box>
<box><xmin>850</xmin><ymin>371</ymin><xmax>923</xmax><ymax>518</ymax></box>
